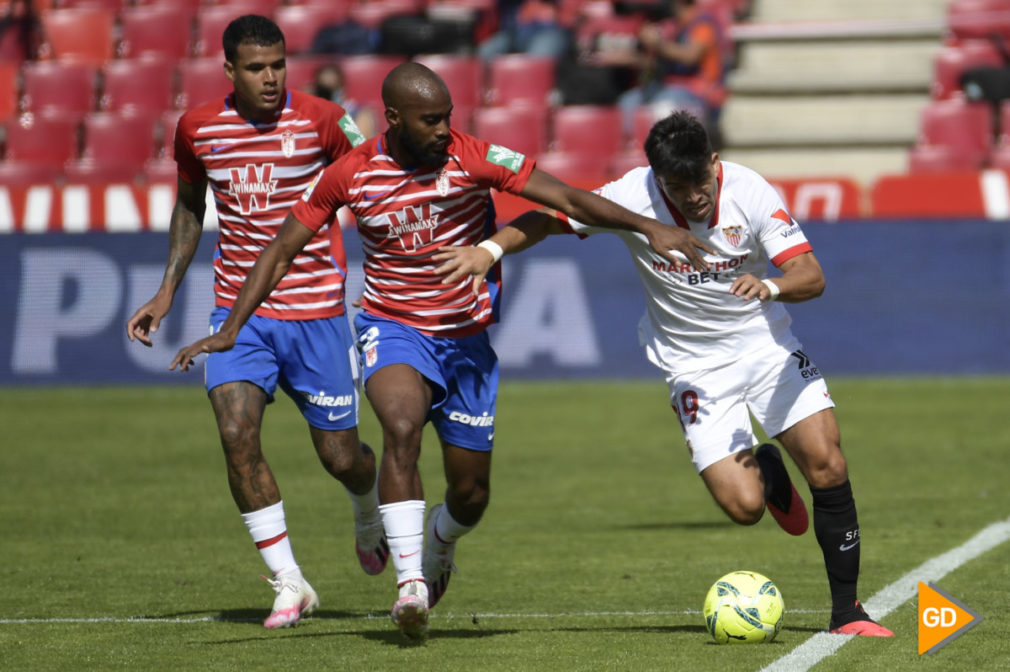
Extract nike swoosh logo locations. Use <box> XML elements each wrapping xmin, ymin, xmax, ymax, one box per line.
<box><xmin>210</xmin><ymin>145</ymin><xmax>228</xmax><ymax>153</ymax></box>
<box><xmin>398</xmin><ymin>550</ymin><xmax>420</xmax><ymax>558</ymax></box>
<box><xmin>327</xmin><ymin>410</ymin><xmax>352</xmax><ymax>421</ymax></box>
<box><xmin>839</xmin><ymin>540</ymin><xmax>860</xmax><ymax>551</ymax></box>
<box><xmin>363</xmin><ymin>190</ymin><xmax>393</xmax><ymax>201</ymax></box>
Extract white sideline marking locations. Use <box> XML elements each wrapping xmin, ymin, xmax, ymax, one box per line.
<box><xmin>0</xmin><ymin>608</ymin><xmax>830</xmax><ymax>626</ymax></box>
<box><xmin>760</xmin><ymin>516</ymin><xmax>1010</xmax><ymax>672</ymax></box>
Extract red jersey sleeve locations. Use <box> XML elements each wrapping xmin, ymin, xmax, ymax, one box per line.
<box><xmin>291</xmin><ymin>156</ymin><xmax>352</xmax><ymax>232</ymax></box>
<box><xmin>456</xmin><ymin>131</ymin><xmax>536</xmax><ymax>195</ymax></box>
<box><xmin>173</xmin><ymin>110</ymin><xmax>205</xmax><ymax>184</ymax></box>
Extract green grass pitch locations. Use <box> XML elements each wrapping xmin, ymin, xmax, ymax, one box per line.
<box><xmin>1</xmin><ymin>378</ymin><xmax>1008</xmax><ymax>670</ymax></box>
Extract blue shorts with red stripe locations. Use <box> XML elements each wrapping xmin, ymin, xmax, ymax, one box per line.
<box><xmin>354</xmin><ymin>312</ymin><xmax>498</xmax><ymax>451</ymax></box>
<box><xmin>205</xmin><ymin>307</ymin><xmax>360</xmax><ymax>431</ymax></box>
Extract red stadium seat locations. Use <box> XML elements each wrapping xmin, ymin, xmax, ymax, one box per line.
<box><xmin>629</xmin><ymin>105</ymin><xmax>658</xmax><ymax>150</ymax></box>
<box><xmin>916</xmin><ymin>98</ymin><xmax>993</xmax><ymax>159</ymax></box>
<box><xmin>908</xmin><ymin>143</ymin><xmax>987</xmax><ymax>173</ymax></box>
<box><xmin>20</xmin><ymin>61</ymin><xmax>97</xmax><ymax>117</ymax></box>
<box><xmin>4</xmin><ymin>114</ymin><xmax>80</xmax><ymax>167</ymax></box>
<box><xmin>100</xmin><ymin>58</ymin><xmax>176</xmax><ymax>115</ymax></box>
<box><xmin>58</xmin><ymin>0</ymin><xmax>127</xmax><ymax>8</ymax></box>
<box><xmin>273</xmin><ymin>4</ymin><xmax>349</xmax><ymax>54</ymax></box>
<box><xmin>38</xmin><ymin>8</ymin><xmax>115</xmax><ymax>65</ymax></box>
<box><xmin>931</xmin><ymin>41</ymin><xmax>1004</xmax><ymax>100</ymax></box>
<box><xmin>339</xmin><ymin>55</ymin><xmax>408</xmax><ymax>109</ymax></box>
<box><xmin>609</xmin><ymin>148</ymin><xmax>649</xmax><ymax>177</ymax></box>
<box><xmin>176</xmin><ymin>58</ymin><xmax>230</xmax><ymax>110</ymax></box>
<box><xmin>412</xmin><ymin>54</ymin><xmax>484</xmax><ymax>110</ymax></box>
<box><xmin>473</xmin><ymin>105</ymin><xmax>548</xmax><ymax>158</ymax></box>
<box><xmin>347</xmin><ymin>0</ymin><xmax>425</xmax><ymax>30</ymax></box>
<box><xmin>947</xmin><ymin>0</ymin><xmax>1010</xmax><ymax>43</ymax></box>
<box><xmin>486</xmin><ymin>54</ymin><xmax>556</xmax><ymax>107</ymax></box>
<box><xmin>118</xmin><ymin>5</ymin><xmax>195</xmax><ymax>59</ymax></box>
<box><xmin>143</xmin><ymin>156</ymin><xmax>179</xmax><ymax>184</ymax></box>
<box><xmin>157</xmin><ymin>108</ymin><xmax>186</xmax><ymax>159</ymax></box>
<box><xmin>0</xmin><ymin>159</ymin><xmax>64</xmax><ymax>185</ymax></box>
<box><xmin>0</xmin><ymin>63</ymin><xmax>16</xmax><ymax>123</ymax></box>
<box><xmin>65</xmin><ymin>111</ymin><xmax>158</xmax><ymax>180</ymax></box>
<box><xmin>534</xmin><ymin>150</ymin><xmax>610</xmax><ymax>183</ymax></box>
<box><xmin>549</xmin><ymin>105</ymin><xmax>623</xmax><ymax>158</ymax></box>
<box><xmin>285</xmin><ymin>56</ymin><xmax>333</xmax><ymax>95</ymax></box>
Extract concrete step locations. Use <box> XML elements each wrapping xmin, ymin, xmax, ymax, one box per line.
<box><xmin>720</xmin><ymin>93</ymin><xmax>929</xmax><ymax>146</ymax></box>
<box><xmin>718</xmin><ymin>146</ymin><xmax>910</xmax><ymax>188</ymax></box>
<box><xmin>751</xmin><ymin>0</ymin><xmax>950</xmax><ymax>22</ymax></box>
<box><xmin>728</xmin><ymin>40</ymin><xmax>941</xmax><ymax>93</ymax></box>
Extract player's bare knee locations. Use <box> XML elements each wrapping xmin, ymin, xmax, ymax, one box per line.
<box><xmin>217</xmin><ymin>417</ymin><xmax>259</xmax><ymax>455</ymax></box>
<box><xmin>805</xmin><ymin>448</ymin><xmax>848</xmax><ymax>489</ymax></box>
<box><xmin>722</xmin><ymin>494</ymin><xmax>765</xmax><ymax>526</ymax></box>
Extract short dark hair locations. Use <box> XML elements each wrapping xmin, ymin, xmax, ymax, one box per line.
<box><xmin>644</xmin><ymin>111</ymin><xmax>713</xmax><ymax>182</ymax></box>
<box><xmin>222</xmin><ymin>14</ymin><xmax>284</xmax><ymax>62</ymax></box>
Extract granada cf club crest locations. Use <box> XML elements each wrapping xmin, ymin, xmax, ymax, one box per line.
<box><xmin>229</xmin><ymin>163</ymin><xmax>277</xmax><ymax>215</ymax></box>
<box><xmin>722</xmin><ymin>224</ymin><xmax>742</xmax><ymax>247</ymax></box>
<box><xmin>281</xmin><ymin>129</ymin><xmax>296</xmax><ymax>158</ymax></box>
<box><xmin>436</xmin><ymin>169</ymin><xmax>450</xmax><ymax>196</ymax></box>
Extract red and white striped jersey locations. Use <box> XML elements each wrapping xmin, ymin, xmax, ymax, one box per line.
<box><xmin>293</xmin><ymin>129</ymin><xmax>535</xmax><ymax>337</ymax></box>
<box><xmin>175</xmin><ymin>89</ymin><xmax>366</xmax><ymax>320</ymax></box>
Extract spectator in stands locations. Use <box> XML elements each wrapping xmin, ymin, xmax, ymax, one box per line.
<box><xmin>311</xmin><ymin>62</ymin><xmax>378</xmax><ymax>138</ymax></box>
<box><xmin>597</xmin><ymin>0</ymin><xmax>726</xmax><ymax>143</ymax></box>
<box><xmin>476</xmin><ymin>0</ymin><xmax>571</xmax><ymax>61</ymax></box>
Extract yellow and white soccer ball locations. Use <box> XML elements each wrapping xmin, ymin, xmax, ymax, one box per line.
<box><xmin>703</xmin><ymin>570</ymin><xmax>784</xmax><ymax>644</ymax></box>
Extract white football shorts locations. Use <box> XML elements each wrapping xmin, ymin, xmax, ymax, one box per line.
<box><xmin>662</xmin><ymin>339</ymin><xmax>835</xmax><ymax>473</ymax></box>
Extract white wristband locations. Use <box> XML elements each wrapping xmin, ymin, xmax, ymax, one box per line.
<box><xmin>477</xmin><ymin>239</ymin><xmax>504</xmax><ymax>263</ymax></box>
<box><xmin>762</xmin><ymin>278</ymin><xmax>781</xmax><ymax>301</ymax></box>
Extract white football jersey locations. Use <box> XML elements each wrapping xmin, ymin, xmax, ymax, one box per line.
<box><xmin>563</xmin><ymin>161</ymin><xmax>813</xmax><ymax>375</ymax></box>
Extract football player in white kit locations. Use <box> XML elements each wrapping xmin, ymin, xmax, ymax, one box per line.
<box><xmin>434</xmin><ymin>111</ymin><xmax>894</xmax><ymax>637</ymax></box>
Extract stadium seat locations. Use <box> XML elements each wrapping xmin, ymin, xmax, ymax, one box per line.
<box><xmin>176</xmin><ymin>58</ymin><xmax>230</xmax><ymax>110</ymax></box>
<box><xmin>947</xmin><ymin>0</ymin><xmax>1010</xmax><ymax>44</ymax></box>
<box><xmin>629</xmin><ymin>105</ymin><xmax>658</xmax><ymax>150</ymax></box>
<box><xmin>472</xmin><ymin>105</ymin><xmax>548</xmax><ymax>158</ymax></box>
<box><xmin>534</xmin><ymin>150</ymin><xmax>610</xmax><ymax>183</ymax></box>
<box><xmin>0</xmin><ymin>159</ymin><xmax>64</xmax><ymax>185</ymax></box>
<box><xmin>347</xmin><ymin>0</ymin><xmax>425</xmax><ymax>30</ymax></box>
<box><xmin>609</xmin><ymin>148</ymin><xmax>649</xmax><ymax>177</ymax></box>
<box><xmin>340</xmin><ymin>55</ymin><xmax>408</xmax><ymax>109</ymax></box>
<box><xmin>118</xmin><ymin>5</ymin><xmax>195</xmax><ymax>60</ymax></box>
<box><xmin>65</xmin><ymin>112</ymin><xmax>158</xmax><ymax>180</ymax></box>
<box><xmin>216</xmin><ymin>0</ymin><xmax>282</xmax><ymax>11</ymax></box>
<box><xmin>3</xmin><ymin>114</ymin><xmax>80</xmax><ymax>167</ymax></box>
<box><xmin>931</xmin><ymin>41</ymin><xmax>1004</xmax><ymax>100</ymax></box>
<box><xmin>157</xmin><ymin>108</ymin><xmax>186</xmax><ymax>159</ymax></box>
<box><xmin>285</xmin><ymin>55</ymin><xmax>333</xmax><ymax>95</ymax></box>
<box><xmin>549</xmin><ymin>105</ymin><xmax>623</xmax><ymax>158</ymax></box>
<box><xmin>143</xmin><ymin>156</ymin><xmax>179</xmax><ymax>184</ymax></box>
<box><xmin>58</xmin><ymin>0</ymin><xmax>127</xmax><ymax>8</ymax></box>
<box><xmin>37</xmin><ymin>8</ymin><xmax>115</xmax><ymax>65</ymax></box>
<box><xmin>0</xmin><ymin>63</ymin><xmax>16</xmax><ymax>123</ymax></box>
<box><xmin>20</xmin><ymin>61</ymin><xmax>97</xmax><ymax>117</ymax></box>
<box><xmin>486</xmin><ymin>54</ymin><xmax>556</xmax><ymax>107</ymax></box>
<box><xmin>273</xmin><ymin>4</ymin><xmax>349</xmax><ymax>54</ymax></box>
<box><xmin>908</xmin><ymin>143</ymin><xmax>986</xmax><ymax>173</ymax></box>
<box><xmin>412</xmin><ymin>54</ymin><xmax>484</xmax><ymax>111</ymax></box>
<box><xmin>915</xmin><ymin>98</ymin><xmax>993</xmax><ymax>163</ymax></box>
<box><xmin>100</xmin><ymin>58</ymin><xmax>176</xmax><ymax>115</ymax></box>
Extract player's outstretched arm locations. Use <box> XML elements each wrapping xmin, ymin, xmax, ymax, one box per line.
<box><xmin>729</xmin><ymin>252</ymin><xmax>826</xmax><ymax>303</ymax></box>
<box><xmin>518</xmin><ymin>169</ymin><xmax>713</xmax><ymax>270</ymax></box>
<box><xmin>433</xmin><ymin>208</ymin><xmax>562</xmax><ymax>289</ymax></box>
<box><xmin>170</xmin><ymin>212</ymin><xmax>316</xmax><ymax>371</ymax></box>
<box><xmin>126</xmin><ymin>177</ymin><xmax>207</xmax><ymax>347</ymax></box>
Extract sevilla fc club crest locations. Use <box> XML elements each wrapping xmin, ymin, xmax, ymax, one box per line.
<box><xmin>436</xmin><ymin>169</ymin><xmax>450</xmax><ymax>196</ymax></box>
<box><xmin>722</xmin><ymin>225</ymin><xmax>742</xmax><ymax>247</ymax></box>
<box><xmin>281</xmin><ymin>129</ymin><xmax>295</xmax><ymax>158</ymax></box>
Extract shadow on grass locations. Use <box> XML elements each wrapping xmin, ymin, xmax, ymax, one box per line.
<box><xmin>621</xmin><ymin>520</ymin><xmax>736</xmax><ymax>531</ymax></box>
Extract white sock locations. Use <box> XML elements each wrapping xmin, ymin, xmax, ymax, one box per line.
<box><xmin>433</xmin><ymin>503</ymin><xmax>475</xmax><ymax>546</ymax></box>
<box><xmin>241</xmin><ymin>501</ymin><xmax>302</xmax><ymax>580</ymax></box>
<box><xmin>379</xmin><ymin>500</ymin><xmax>425</xmax><ymax>585</ymax></box>
<box><xmin>346</xmin><ymin>480</ymin><xmax>380</xmax><ymax>525</ymax></box>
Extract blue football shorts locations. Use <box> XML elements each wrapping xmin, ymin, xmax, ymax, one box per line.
<box><xmin>205</xmin><ymin>307</ymin><xmax>360</xmax><ymax>431</ymax></box>
<box><xmin>354</xmin><ymin>312</ymin><xmax>498</xmax><ymax>452</ymax></box>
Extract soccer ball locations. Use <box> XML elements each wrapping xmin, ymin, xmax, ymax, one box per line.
<box><xmin>703</xmin><ymin>570</ymin><xmax>784</xmax><ymax>644</ymax></box>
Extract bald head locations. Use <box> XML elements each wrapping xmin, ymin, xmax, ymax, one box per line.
<box><xmin>382</xmin><ymin>62</ymin><xmax>451</xmax><ymax>110</ymax></box>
